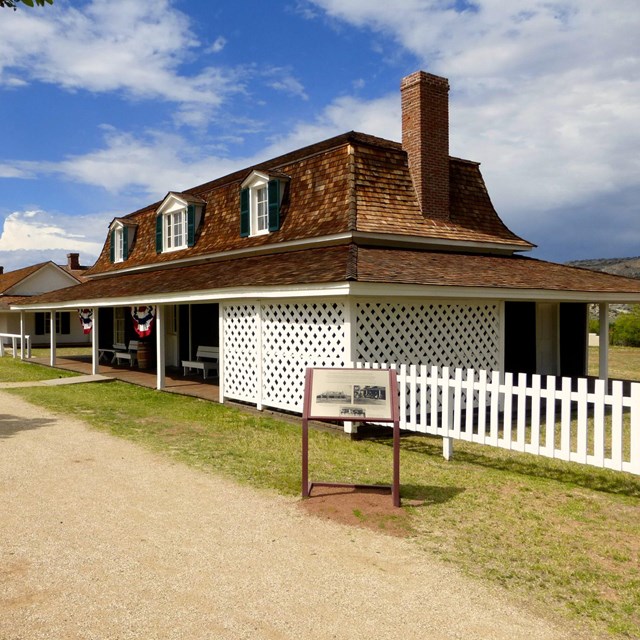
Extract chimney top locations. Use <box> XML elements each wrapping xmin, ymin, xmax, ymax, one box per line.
<box><xmin>67</xmin><ymin>253</ymin><xmax>81</xmax><ymax>270</ymax></box>
<box><xmin>401</xmin><ymin>70</ymin><xmax>450</xmax><ymax>221</ymax></box>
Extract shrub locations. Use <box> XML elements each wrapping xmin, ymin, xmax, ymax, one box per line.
<box><xmin>610</xmin><ymin>305</ymin><xmax>640</xmax><ymax>347</ymax></box>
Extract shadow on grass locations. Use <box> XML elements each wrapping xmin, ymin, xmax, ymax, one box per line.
<box><xmin>400</xmin><ymin>484</ymin><xmax>465</xmax><ymax>506</ymax></box>
<box><xmin>0</xmin><ymin>413</ymin><xmax>57</xmax><ymax>439</ymax></box>
<box><xmin>372</xmin><ymin>434</ymin><xmax>640</xmax><ymax>499</ymax></box>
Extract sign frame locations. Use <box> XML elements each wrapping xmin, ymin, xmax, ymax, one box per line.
<box><xmin>301</xmin><ymin>367</ymin><xmax>401</xmax><ymax>507</ymax></box>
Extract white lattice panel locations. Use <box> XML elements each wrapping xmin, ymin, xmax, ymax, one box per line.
<box><xmin>222</xmin><ymin>304</ymin><xmax>259</xmax><ymax>403</ymax></box>
<box><xmin>356</xmin><ymin>301</ymin><xmax>500</xmax><ymax>369</ymax></box>
<box><xmin>262</xmin><ymin>302</ymin><xmax>346</xmax><ymax>412</ymax></box>
<box><xmin>356</xmin><ymin>301</ymin><xmax>500</xmax><ymax>414</ymax></box>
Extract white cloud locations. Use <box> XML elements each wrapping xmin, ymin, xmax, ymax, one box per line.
<box><xmin>266</xmin><ymin>70</ymin><xmax>309</xmax><ymax>100</ymax></box>
<box><xmin>208</xmin><ymin>36</ymin><xmax>227</xmax><ymax>54</ymax></box>
<box><xmin>0</xmin><ymin>0</ymin><xmax>241</xmax><ymax>115</ymax></box>
<box><xmin>304</xmin><ymin>0</ymin><xmax>640</xmax><ymax>228</ymax></box>
<box><xmin>262</xmin><ymin>94</ymin><xmax>400</xmax><ymax>158</ymax></box>
<box><xmin>0</xmin><ymin>210</ymin><xmax>106</xmax><ymax>260</ymax></box>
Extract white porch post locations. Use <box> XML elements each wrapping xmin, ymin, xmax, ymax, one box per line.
<box><xmin>156</xmin><ymin>304</ymin><xmax>165</xmax><ymax>390</ymax></box>
<box><xmin>19</xmin><ymin>311</ymin><xmax>25</xmax><ymax>360</ymax></box>
<box><xmin>188</xmin><ymin>304</ymin><xmax>193</xmax><ymax>359</ymax></box>
<box><xmin>91</xmin><ymin>307</ymin><xmax>99</xmax><ymax>375</ymax></box>
<box><xmin>599</xmin><ymin>303</ymin><xmax>609</xmax><ymax>384</ymax></box>
<box><xmin>49</xmin><ymin>310</ymin><xmax>56</xmax><ymax>367</ymax></box>
<box><xmin>343</xmin><ymin>298</ymin><xmax>357</xmax><ymax>435</ymax></box>
<box><xmin>256</xmin><ymin>302</ymin><xmax>263</xmax><ymax>411</ymax></box>
<box><xmin>218</xmin><ymin>304</ymin><xmax>225</xmax><ymax>403</ymax></box>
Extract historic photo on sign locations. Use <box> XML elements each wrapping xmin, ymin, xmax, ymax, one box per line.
<box><xmin>309</xmin><ymin>368</ymin><xmax>393</xmax><ymax>420</ymax></box>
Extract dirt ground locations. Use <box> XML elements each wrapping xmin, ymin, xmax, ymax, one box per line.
<box><xmin>1</xmin><ymin>390</ymin><xmax>579</xmax><ymax>640</ymax></box>
<box><xmin>300</xmin><ymin>486</ymin><xmax>413</xmax><ymax>537</ymax></box>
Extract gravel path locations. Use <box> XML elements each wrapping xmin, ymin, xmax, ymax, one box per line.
<box><xmin>0</xmin><ymin>390</ymin><xmax>573</xmax><ymax>640</ymax></box>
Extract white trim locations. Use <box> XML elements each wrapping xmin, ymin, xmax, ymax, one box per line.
<box><xmin>240</xmin><ymin>170</ymin><xmax>270</xmax><ymax>190</ymax></box>
<box><xmin>350</xmin><ymin>231</ymin><xmax>531</xmax><ymax>254</ymax></box>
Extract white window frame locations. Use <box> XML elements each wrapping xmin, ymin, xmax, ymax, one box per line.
<box><xmin>241</xmin><ymin>171</ymin><xmax>271</xmax><ymax>237</ymax></box>
<box><xmin>113</xmin><ymin>225</ymin><xmax>124</xmax><ymax>262</ymax></box>
<box><xmin>254</xmin><ymin>185</ymin><xmax>269</xmax><ymax>234</ymax></box>
<box><xmin>164</xmin><ymin>208</ymin><xmax>188</xmax><ymax>252</ymax></box>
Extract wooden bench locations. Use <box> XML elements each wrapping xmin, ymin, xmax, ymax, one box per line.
<box><xmin>182</xmin><ymin>346</ymin><xmax>219</xmax><ymax>379</ymax></box>
<box><xmin>112</xmin><ymin>340</ymin><xmax>139</xmax><ymax>367</ymax></box>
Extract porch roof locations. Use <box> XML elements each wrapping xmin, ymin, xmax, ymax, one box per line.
<box><xmin>0</xmin><ymin>295</ymin><xmax>29</xmax><ymax>311</ymax></box>
<box><xmin>11</xmin><ymin>245</ymin><xmax>640</xmax><ymax>310</ymax></box>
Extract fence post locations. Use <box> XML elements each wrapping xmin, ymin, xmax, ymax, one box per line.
<box><xmin>441</xmin><ymin>367</ymin><xmax>454</xmax><ymax>460</ymax></box>
<box><xmin>443</xmin><ymin>436</ymin><xmax>453</xmax><ymax>461</ymax></box>
<box><xmin>630</xmin><ymin>383</ymin><xmax>640</xmax><ymax>475</ymax></box>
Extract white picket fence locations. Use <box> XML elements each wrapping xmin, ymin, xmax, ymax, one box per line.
<box><xmin>357</xmin><ymin>362</ymin><xmax>640</xmax><ymax>475</ymax></box>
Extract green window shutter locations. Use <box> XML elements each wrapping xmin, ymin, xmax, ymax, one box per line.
<box><xmin>110</xmin><ymin>229</ymin><xmax>115</xmax><ymax>263</ymax></box>
<box><xmin>268</xmin><ymin>179</ymin><xmax>280</xmax><ymax>232</ymax></box>
<box><xmin>60</xmin><ymin>312</ymin><xmax>70</xmax><ymax>335</ymax></box>
<box><xmin>35</xmin><ymin>312</ymin><xmax>45</xmax><ymax>335</ymax></box>
<box><xmin>240</xmin><ymin>188</ymin><xmax>250</xmax><ymax>237</ymax></box>
<box><xmin>122</xmin><ymin>227</ymin><xmax>129</xmax><ymax>260</ymax></box>
<box><xmin>155</xmin><ymin>215</ymin><xmax>163</xmax><ymax>253</ymax></box>
<box><xmin>187</xmin><ymin>205</ymin><xmax>195</xmax><ymax>247</ymax></box>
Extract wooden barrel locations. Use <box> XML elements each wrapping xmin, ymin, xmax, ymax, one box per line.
<box><xmin>137</xmin><ymin>341</ymin><xmax>153</xmax><ymax>369</ymax></box>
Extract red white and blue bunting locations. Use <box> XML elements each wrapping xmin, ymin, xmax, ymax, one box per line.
<box><xmin>78</xmin><ymin>308</ymin><xmax>93</xmax><ymax>334</ymax></box>
<box><xmin>131</xmin><ymin>305</ymin><xmax>155</xmax><ymax>338</ymax></box>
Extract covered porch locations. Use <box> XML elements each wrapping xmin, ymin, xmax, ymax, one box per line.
<box><xmin>29</xmin><ymin>350</ymin><xmax>220</xmax><ymax>403</ymax></box>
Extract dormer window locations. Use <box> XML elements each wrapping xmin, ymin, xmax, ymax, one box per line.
<box><xmin>109</xmin><ymin>220</ymin><xmax>136</xmax><ymax>263</ymax></box>
<box><xmin>155</xmin><ymin>192</ymin><xmax>205</xmax><ymax>254</ymax></box>
<box><xmin>165</xmin><ymin>208</ymin><xmax>187</xmax><ymax>250</ymax></box>
<box><xmin>240</xmin><ymin>171</ymin><xmax>286</xmax><ymax>237</ymax></box>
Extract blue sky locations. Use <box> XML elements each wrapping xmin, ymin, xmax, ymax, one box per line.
<box><xmin>1</xmin><ymin>0</ymin><xmax>638</xmax><ymax>272</ymax></box>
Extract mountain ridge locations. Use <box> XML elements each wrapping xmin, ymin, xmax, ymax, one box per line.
<box><xmin>566</xmin><ymin>256</ymin><xmax>640</xmax><ymax>279</ymax></box>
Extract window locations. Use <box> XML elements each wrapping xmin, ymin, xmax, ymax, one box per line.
<box><xmin>114</xmin><ymin>307</ymin><xmax>126</xmax><ymax>344</ymax></box>
<box><xmin>165</xmin><ymin>209</ymin><xmax>186</xmax><ymax>250</ymax></box>
<box><xmin>109</xmin><ymin>222</ymin><xmax>134</xmax><ymax>263</ymax></box>
<box><xmin>113</xmin><ymin>227</ymin><xmax>124</xmax><ymax>262</ymax></box>
<box><xmin>155</xmin><ymin>202</ymin><xmax>197</xmax><ymax>253</ymax></box>
<box><xmin>240</xmin><ymin>171</ymin><xmax>283</xmax><ymax>238</ymax></box>
<box><xmin>255</xmin><ymin>186</ymin><xmax>269</xmax><ymax>233</ymax></box>
<box><xmin>35</xmin><ymin>312</ymin><xmax>70</xmax><ymax>336</ymax></box>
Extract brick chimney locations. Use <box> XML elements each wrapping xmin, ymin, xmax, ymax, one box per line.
<box><xmin>401</xmin><ymin>71</ymin><xmax>450</xmax><ymax>221</ymax></box>
<box><xmin>67</xmin><ymin>253</ymin><xmax>81</xmax><ymax>270</ymax></box>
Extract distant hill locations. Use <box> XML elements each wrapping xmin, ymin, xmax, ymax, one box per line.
<box><xmin>567</xmin><ymin>256</ymin><xmax>640</xmax><ymax>280</ymax></box>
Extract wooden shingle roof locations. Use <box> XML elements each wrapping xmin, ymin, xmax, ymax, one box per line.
<box><xmin>20</xmin><ymin>245</ymin><xmax>640</xmax><ymax>309</ymax></box>
<box><xmin>86</xmin><ymin>131</ymin><xmax>532</xmax><ymax>277</ymax></box>
<box><xmin>0</xmin><ymin>263</ymin><xmax>47</xmax><ymax>294</ymax></box>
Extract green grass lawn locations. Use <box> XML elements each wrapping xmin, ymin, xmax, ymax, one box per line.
<box><xmin>589</xmin><ymin>345</ymin><xmax>640</xmax><ymax>381</ymax></box>
<box><xmin>2</xmin><ymin>355</ymin><xmax>640</xmax><ymax>638</ymax></box>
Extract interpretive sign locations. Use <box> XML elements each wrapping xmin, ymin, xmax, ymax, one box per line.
<box><xmin>301</xmin><ymin>367</ymin><xmax>400</xmax><ymax>507</ymax></box>
<box><xmin>308</xmin><ymin>367</ymin><xmax>393</xmax><ymax>422</ymax></box>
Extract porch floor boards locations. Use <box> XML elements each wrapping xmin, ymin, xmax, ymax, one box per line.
<box><xmin>29</xmin><ymin>356</ymin><xmax>220</xmax><ymax>403</ymax></box>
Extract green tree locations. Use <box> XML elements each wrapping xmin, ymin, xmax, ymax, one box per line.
<box><xmin>0</xmin><ymin>0</ymin><xmax>53</xmax><ymax>9</ymax></box>
<box><xmin>610</xmin><ymin>305</ymin><xmax>640</xmax><ymax>347</ymax></box>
